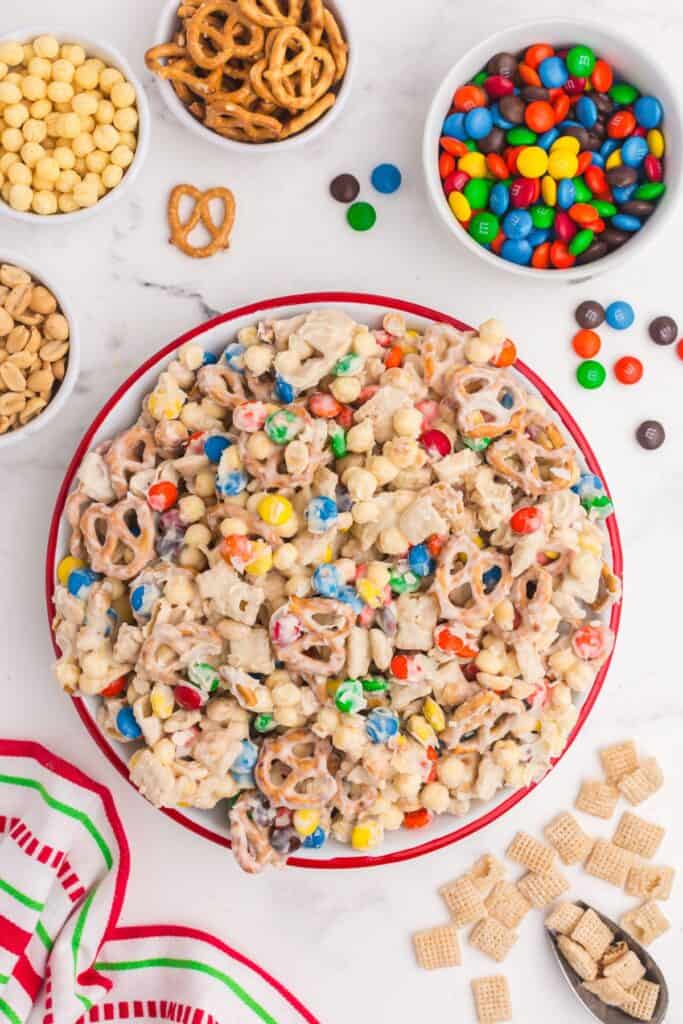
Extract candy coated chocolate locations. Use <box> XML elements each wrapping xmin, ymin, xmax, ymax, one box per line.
<box><xmin>648</xmin><ymin>315</ymin><xmax>678</xmax><ymax>345</ymax></box>
<box><xmin>636</xmin><ymin>420</ymin><xmax>665</xmax><ymax>449</ymax></box>
<box><xmin>330</xmin><ymin>173</ymin><xmax>360</xmax><ymax>203</ymax></box>
<box><xmin>575</xmin><ymin>300</ymin><xmax>606</xmax><ymax>328</ymax></box>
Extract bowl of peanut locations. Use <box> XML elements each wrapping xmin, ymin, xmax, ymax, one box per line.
<box><xmin>0</xmin><ymin>252</ymin><xmax>79</xmax><ymax>448</ymax></box>
<box><xmin>0</xmin><ymin>31</ymin><xmax>149</xmax><ymax>221</ymax></box>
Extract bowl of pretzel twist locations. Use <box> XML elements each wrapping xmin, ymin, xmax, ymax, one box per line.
<box><xmin>145</xmin><ymin>0</ymin><xmax>353</xmax><ymax>150</ymax></box>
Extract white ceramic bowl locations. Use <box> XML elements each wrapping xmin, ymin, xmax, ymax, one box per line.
<box><xmin>150</xmin><ymin>0</ymin><xmax>354</xmax><ymax>152</ymax></box>
<box><xmin>0</xmin><ymin>250</ymin><xmax>79</xmax><ymax>450</ymax></box>
<box><xmin>46</xmin><ymin>292</ymin><xmax>623</xmax><ymax>869</ymax></box>
<box><xmin>423</xmin><ymin>17</ymin><xmax>682</xmax><ymax>282</ymax></box>
<box><xmin>0</xmin><ymin>28</ymin><xmax>150</xmax><ymax>225</ymax></box>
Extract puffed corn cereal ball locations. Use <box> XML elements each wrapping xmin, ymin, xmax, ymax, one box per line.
<box><xmin>0</xmin><ymin>36</ymin><xmax>139</xmax><ymax>215</ymax></box>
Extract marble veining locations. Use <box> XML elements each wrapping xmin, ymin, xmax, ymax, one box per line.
<box><xmin>1</xmin><ymin>1</ymin><xmax>681</xmax><ymax>1021</ymax></box>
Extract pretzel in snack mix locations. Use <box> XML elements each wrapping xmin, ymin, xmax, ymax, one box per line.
<box><xmin>52</xmin><ymin>309</ymin><xmax>620</xmax><ymax>872</ymax></box>
<box><xmin>145</xmin><ymin>0</ymin><xmax>348</xmax><ymax>143</ymax></box>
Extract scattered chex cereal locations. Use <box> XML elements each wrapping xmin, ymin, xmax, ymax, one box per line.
<box><xmin>623</xmin><ymin>978</ymin><xmax>661</xmax><ymax>1021</ymax></box>
<box><xmin>583</xmin><ymin>976</ymin><xmax>631</xmax><ymax>1008</ymax></box>
<box><xmin>625</xmin><ymin>864</ymin><xmax>675</xmax><ymax>901</ymax></box>
<box><xmin>412</xmin><ymin>925</ymin><xmax>461</xmax><ymax>970</ymax></box>
<box><xmin>584</xmin><ymin>839</ymin><xmax>633</xmax><ymax>888</ymax></box>
<box><xmin>517</xmin><ymin>867</ymin><xmax>570</xmax><ymax>908</ymax></box>
<box><xmin>440</xmin><ymin>875</ymin><xmax>487</xmax><ymax>927</ymax></box>
<box><xmin>556</xmin><ymin>935</ymin><xmax>598</xmax><ymax>981</ymax></box>
<box><xmin>506</xmin><ymin>831</ymin><xmax>555</xmax><ymax>874</ymax></box>
<box><xmin>467</xmin><ymin>854</ymin><xmax>506</xmax><ymax>896</ymax></box>
<box><xmin>545</xmin><ymin>901</ymin><xmax>584</xmax><ymax>936</ymax></box>
<box><xmin>620</xmin><ymin>901</ymin><xmax>670</xmax><ymax>946</ymax></box>
<box><xmin>618</xmin><ymin>758</ymin><xmax>663</xmax><ymax>806</ymax></box>
<box><xmin>612</xmin><ymin>812</ymin><xmax>665</xmax><ymax>859</ymax></box>
<box><xmin>544</xmin><ymin>811</ymin><xmax>594</xmax><ymax>865</ymax></box>
<box><xmin>469</xmin><ymin>918</ymin><xmax>517</xmax><ymax>963</ymax></box>
<box><xmin>602</xmin><ymin>949</ymin><xmax>646</xmax><ymax>989</ymax></box>
<box><xmin>485</xmin><ymin>880</ymin><xmax>531</xmax><ymax>930</ymax></box>
<box><xmin>600</xmin><ymin>739</ymin><xmax>639</xmax><ymax>783</ymax></box>
<box><xmin>570</xmin><ymin>908</ymin><xmax>614</xmax><ymax>960</ymax></box>
<box><xmin>471</xmin><ymin>975</ymin><xmax>512</xmax><ymax>1023</ymax></box>
<box><xmin>575</xmin><ymin>779</ymin><xmax>620</xmax><ymax>819</ymax></box>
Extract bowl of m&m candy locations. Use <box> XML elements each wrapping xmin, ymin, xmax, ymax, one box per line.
<box><xmin>423</xmin><ymin>18</ymin><xmax>681</xmax><ymax>279</ymax></box>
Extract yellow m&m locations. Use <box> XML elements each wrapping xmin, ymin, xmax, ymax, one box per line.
<box><xmin>448</xmin><ymin>190</ymin><xmax>471</xmax><ymax>222</ymax></box>
<box><xmin>351</xmin><ymin>819</ymin><xmax>383</xmax><ymax>851</ymax></box>
<box><xmin>457</xmin><ymin>152</ymin><xmax>487</xmax><ymax>179</ymax></box>
<box><xmin>356</xmin><ymin>578</ymin><xmax>383</xmax><ymax>608</ymax></box>
<box><xmin>547</xmin><ymin>149</ymin><xmax>578</xmax><ymax>180</ymax></box>
<box><xmin>516</xmin><ymin>146</ymin><xmax>548</xmax><ymax>179</ymax></box>
<box><xmin>57</xmin><ymin>555</ymin><xmax>84</xmax><ymax>584</ymax></box>
<box><xmin>293</xmin><ymin>808</ymin><xmax>320</xmax><ymax>838</ymax></box>
<box><xmin>257</xmin><ymin>494</ymin><xmax>293</xmax><ymax>526</ymax></box>
<box><xmin>245</xmin><ymin>541</ymin><xmax>273</xmax><ymax>576</ymax></box>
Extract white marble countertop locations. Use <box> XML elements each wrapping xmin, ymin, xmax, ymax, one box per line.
<box><xmin>1</xmin><ymin>0</ymin><xmax>682</xmax><ymax>1020</ymax></box>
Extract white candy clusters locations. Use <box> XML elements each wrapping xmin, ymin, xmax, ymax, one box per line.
<box><xmin>52</xmin><ymin>309</ymin><xmax>620</xmax><ymax>872</ymax></box>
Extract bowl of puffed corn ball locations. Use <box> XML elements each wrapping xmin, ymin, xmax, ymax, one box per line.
<box><xmin>0</xmin><ymin>31</ymin><xmax>150</xmax><ymax>221</ymax></box>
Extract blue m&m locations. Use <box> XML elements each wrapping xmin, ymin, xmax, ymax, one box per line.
<box><xmin>203</xmin><ymin>435</ymin><xmax>232</xmax><ymax>463</ymax></box>
<box><xmin>305</xmin><ymin>496</ymin><xmax>338</xmax><ymax>533</ymax></box>
<box><xmin>67</xmin><ymin>567</ymin><xmax>101</xmax><ymax>599</ymax></box>
<box><xmin>313</xmin><ymin>563</ymin><xmax>342</xmax><ymax>598</ymax></box>
<box><xmin>366</xmin><ymin>708</ymin><xmax>399</xmax><ymax>744</ymax></box>
<box><xmin>116</xmin><ymin>706</ymin><xmax>142</xmax><ymax>739</ymax></box>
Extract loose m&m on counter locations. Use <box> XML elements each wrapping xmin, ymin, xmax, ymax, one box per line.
<box><xmin>439</xmin><ymin>42</ymin><xmax>666</xmax><ymax>270</ymax></box>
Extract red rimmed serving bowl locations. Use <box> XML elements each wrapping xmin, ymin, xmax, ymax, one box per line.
<box><xmin>46</xmin><ymin>292</ymin><xmax>623</xmax><ymax>869</ymax></box>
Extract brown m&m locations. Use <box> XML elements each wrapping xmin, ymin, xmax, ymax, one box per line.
<box><xmin>648</xmin><ymin>315</ymin><xmax>678</xmax><ymax>346</ymax></box>
<box><xmin>330</xmin><ymin>174</ymin><xmax>360</xmax><ymax>203</ymax></box>
<box><xmin>636</xmin><ymin>420</ymin><xmax>665</xmax><ymax>450</ymax></box>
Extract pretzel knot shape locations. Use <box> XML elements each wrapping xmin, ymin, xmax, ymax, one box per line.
<box><xmin>486</xmin><ymin>411</ymin><xmax>579</xmax><ymax>496</ymax></box>
<box><xmin>276</xmin><ymin>596</ymin><xmax>354</xmax><ymax>677</ymax></box>
<box><xmin>65</xmin><ymin>489</ymin><xmax>92</xmax><ymax>558</ymax></box>
<box><xmin>139</xmin><ymin>621</ymin><xmax>223</xmax><ymax>686</ymax></box>
<box><xmin>168</xmin><ymin>184</ymin><xmax>236</xmax><ymax>259</ymax></box>
<box><xmin>229</xmin><ymin>793</ymin><xmax>287</xmax><ymax>874</ymax></box>
<box><xmin>80</xmin><ymin>496</ymin><xmax>156</xmax><ymax>580</ymax></box>
<box><xmin>237</xmin><ymin>0</ymin><xmax>302</xmax><ymax>28</ymax></box>
<box><xmin>144</xmin><ymin>44</ymin><xmax>224</xmax><ymax>95</ymax></box>
<box><xmin>333</xmin><ymin>767</ymin><xmax>378</xmax><ymax>821</ymax></box>
<box><xmin>255</xmin><ymin>728</ymin><xmax>337</xmax><ymax>808</ymax></box>
<box><xmin>431</xmin><ymin>534</ymin><xmax>511</xmax><ymax>628</ymax></box>
<box><xmin>187</xmin><ymin>1</ymin><xmax>265</xmax><ymax>69</ymax></box>
<box><xmin>204</xmin><ymin>98</ymin><xmax>284</xmax><ymax>143</ymax></box>
<box><xmin>264</xmin><ymin>26</ymin><xmax>336</xmax><ymax>111</ymax></box>
<box><xmin>511</xmin><ymin>565</ymin><xmax>554</xmax><ymax>635</ymax></box>
<box><xmin>197</xmin><ymin>362</ymin><xmax>247</xmax><ymax>407</ymax></box>
<box><xmin>450</xmin><ymin>365</ymin><xmax>526</xmax><ymax>439</ymax></box>
<box><xmin>104</xmin><ymin>426</ymin><xmax>157</xmax><ymax>499</ymax></box>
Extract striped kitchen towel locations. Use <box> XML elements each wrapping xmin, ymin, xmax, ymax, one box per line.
<box><xmin>0</xmin><ymin>739</ymin><xmax>317</xmax><ymax>1024</ymax></box>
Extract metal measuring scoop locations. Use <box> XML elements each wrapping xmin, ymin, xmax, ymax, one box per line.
<box><xmin>545</xmin><ymin>900</ymin><xmax>669</xmax><ymax>1023</ymax></box>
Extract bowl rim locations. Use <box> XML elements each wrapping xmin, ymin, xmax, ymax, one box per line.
<box><xmin>0</xmin><ymin>248</ymin><xmax>80</xmax><ymax>450</ymax></box>
<box><xmin>0</xmin><ymin>26</ymin><xmax>150</xmax><ymax>225</ymax></box>
<box><xmin>422</xmin><ymin>15</ymin><xmax>682</xmax><ymax>282</ymax></box>
<box><xmin>45</xmin><ymin>290</ymin><xmax>624</xmax><ymax>870</ymax></box>
<box><xmin>149</xmin><ymin>0</ymin><xmax>355</xmax><ymax>153</ymax></box>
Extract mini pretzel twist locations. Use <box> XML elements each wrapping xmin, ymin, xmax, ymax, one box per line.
<box><xmin>486</xmin><ymin>411</ymin><xmax>579</xmax><ymax>496</ymax></box>
<box><xmin>255</xmin><ymin>728</ymin><xmax>337</xmax><ymax>808</ymax></box>
<box><xmin>264</xmin><ymin>26</ymin><xmax>336</xmax><ymax>111</ymax></box>
<box><xmin>237</xmin><ymin>0</ymin><xmax>302</xmax><ymax>28</ymax></box>
<box><xmin>431</xmin><ymin>534</ymin><xmax>512</xmax><ymax>628</ymax></box>
<box><xmin>138</xmin><ymin>621</ymin><xmax>223</xmax><ymax>685</ymax></box>
<box><xmin>187</xmin><ymin>1</ymin><xmax>265</xmax><ymax>69</ymax></box>
<box><xmin>104</xmin><ymin>426</ymin><xmax>157</xmax><ymax>499</ymax></box>
<box><xmin>333</xmin><ymin>766</ymin><xmax>378</xmax><ymax>821</ymax></box>
<box><xmin>450</xmin><ymin>365</ymin><xmax>526</xmax><ymax>439</ymax></box>
<box><xmin>80</xmin><ymin>496</ymin><xmax>156</xmax><ymax>580</ymax></box>
<box><xmin>145</xmin><ymin>44</ymin><xmax>224</xmax><ymax>95</ymax></box>
<box><xmin>196</xmin><ymin>361</ymin><xmax>247</xmax><ymax>406</ymax></box>
<box><xmin>204</xmin><ymin>96</ymin><xmax>283</xmax><ymax>142</ymax></box>
<box><xmin>276</xmin><ymin>596</ymin><xmax>354</xmax><ymax>677</ymax></box>
<box><xmin>168</xmin><ymin>184</ymin><xmax>236</xmax><ymax>259</ymax></box>
<box><xmin>511</xmin><ymin>565</ymin><xmax>554</xmax><ymax>635</ymax></box>
<box><xmin>229</xmin><ymin>792</ymin><xmax>287</xmax><ymax>873</ymax></box>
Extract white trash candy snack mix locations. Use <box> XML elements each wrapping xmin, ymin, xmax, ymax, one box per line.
<box><xmin>52</xmin><ymin>309</ymin><xmax>620</xmax><ymax>872</ymax></box>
